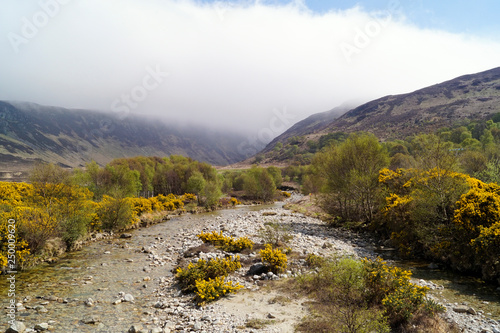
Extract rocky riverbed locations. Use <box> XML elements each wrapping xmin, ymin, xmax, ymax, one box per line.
<box><xmin>3</xmin><ymin>198</ymin><xmax>500</xmax><ymax>332</ymax></box>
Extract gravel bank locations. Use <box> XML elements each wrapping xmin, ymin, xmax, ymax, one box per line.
<box><xmin>5</xmin><ymin>199</ymin><xmax>500</xmax><ymax>332</ymax></box>
<box><xmin>136</xmin><ymin>202</ymin><xmax>500</xmax><ymax>333</ymax></box>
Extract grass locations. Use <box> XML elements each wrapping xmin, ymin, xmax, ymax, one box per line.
<box><xmin>268</xmin><ymin>295</ymin><xmax>292</xmax><ymax>305</ymax></box>
<box><xmin>244</xmin><ymin>318</ymin><xmax>276</xmax><ymax>329</ymax></box>
<box><xmin>272</xmin><ymin>256</ymin><xmax>459</xmax><ymax>333</ymax></box>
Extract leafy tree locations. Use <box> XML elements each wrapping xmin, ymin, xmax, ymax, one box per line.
<box><xmin>475</xmin><ymin>158</ymin><xmax>500</xmax><ymax>184</ymax></box>
<box><xmin>187</xmin><ymin>171</ymin><xmax>206</xmax><ymax>204</ymax></box>
<box><xmin>410</xmin><ymin>134</ymin><xmax>456</xmax><ymax>171</ymax></box>
<box><xmin>388</xmin><ymin>153</ymin><xmax>415</xmax><ymax>170</ymax></box>
<box><xmin>313</xmin><ymin>132</ymin><xmax>389</xmax><ymax>222</ymax></box>
<box><xmin>29</xmin><ymin>162</ymin><xmax>73</xmax><ymax>185</ymax></box>
<box><xmin>243</xmin><ymin>166</ymin><xmax>276</xmax><ymax>202</ymax></box>
<box><xmin>105</xmin><ymin>164</ymin><xmax>142</xmax><ymax>198</ymax></box>
<box><xmin>266</xmin><ymin>166</ymin><xmax>283</xmax><ymax>188</ymax></box>
<box><xmin>96</xmin><ymin>195</ymin><xmax>138</xmax><ymax>231</ymax></box>
<box><xmin>202</xmin><ymin>181</ymin><xmax>222</xmax><ymax>209</ymax></box>
<box><xmin>459</xmin><ymin>150</ymin><xmax>487</xmax><ymax>175</ymax></box>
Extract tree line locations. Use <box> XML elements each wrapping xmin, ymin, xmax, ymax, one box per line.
<box><xmin>301</xmin><ymin>129</ymin><xmax>500</xmax><ymax>284</ymax></box>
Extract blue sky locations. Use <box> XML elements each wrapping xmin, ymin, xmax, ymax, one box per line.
<box><xmin>198</xmin><ymin>0</ymin><xmax>500</xmax><ymax>38</ymax></box>
<box><xmin>1</xmin><ymin>0</ymin><xmax>500</xmax><ymax>137</ymax></box>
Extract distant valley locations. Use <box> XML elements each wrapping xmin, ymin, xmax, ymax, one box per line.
<box><xmin>0</xmin><ymin>101</ymin><xmax>257</xmax><ymax>177</ymax></box>
<box><xmin>2</xmin><ymin>67</ymin><xmax>500</xmax><ymax>176</ymax></box>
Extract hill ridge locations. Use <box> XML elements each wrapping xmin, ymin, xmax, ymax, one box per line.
<box><xmin>0</xmin><ymin>101</ymin><xmax>255</xmax><ymax>172</ymax></box>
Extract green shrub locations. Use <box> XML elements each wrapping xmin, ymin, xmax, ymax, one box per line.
<box><xmin>363</xmin><ymin>257</ymin><xmax>444</xmax><ymax>326</ymax></box>
<box><xmin>95</xmin><ymin>195</ymin><xmax>138</xmax><ymax>231</ymax></box>
<box><xmin>305</xmin><ymin>253</ymin><xmax>326</xmax><ymax>268</ymax></box>
<box><xmin>258</xmin><ymin>221</ymin><xmax>293</xmax><ymax>247</ymax></box>
<box><xmin>296</xmin><ymin>257</ymin><xmax>390</xmax><ymax>333</ymax></box>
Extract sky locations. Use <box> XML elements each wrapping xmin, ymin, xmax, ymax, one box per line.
<box><xmin>1</xmin><ymin>0</ymin><xmax>500</xmax><ymax>142</ymax></box>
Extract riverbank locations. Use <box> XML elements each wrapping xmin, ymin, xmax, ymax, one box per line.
<box><xmin>3</xmin><ymin>197</ymin><xmax>500</xmax><ymax>332</ymax></box>
<box><xmin>140</xmin><ymin>200</ymin><xmax>500</xmax><ymax>333</ymax></box>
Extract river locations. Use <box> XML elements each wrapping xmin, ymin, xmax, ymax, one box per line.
<box><xmin>1</xmin><ymin>203</ymin><xmax>499</xmax><ymax>332</ymax></box>
<box><xmin>0</xmin><ymin>205</ymin><xmax>276</xmax><ymax>332</ymax></box>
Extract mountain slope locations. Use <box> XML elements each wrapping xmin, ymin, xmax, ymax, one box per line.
<box><xmin>251</xmin><ymin>66</ymin><xmax>500</xmax><ymax>166</ymax></box>
<box><xmin>262</xmin><ymin>67</ymin><xmax>500</xmax><ymax>154</ymax></box>
<box><xmin>321</xmin><ymin>67</ymin><xmax>500</xmax><ymax>139</ymax></box>
<box><xmin>261</xmin><ymin>103</ymin><xmax>355</xmax><ymax>153</ymax></box>
<box><xmin>0</xmin><ymin>101</ymin><xmax>255</xmax><ymax>171</ymax></box>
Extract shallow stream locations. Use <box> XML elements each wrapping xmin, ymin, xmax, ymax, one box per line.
<box><xmin>0</xmin><ymin>205</ymin><xmax>275</xmax><ymax>332</ymax></box>
<box><xmin>1</xmin><ymin>204</ymin><xmax>499</xmax><ymax>332</ymax></box>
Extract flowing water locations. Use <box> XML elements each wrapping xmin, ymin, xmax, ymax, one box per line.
<box><xmin>376</xmin><ymin>249</ymin><xmax>500</xmax><ymax>319</ymax></box>
<box><xmin>0</xmin><ymin>205</ymin><xmax>277</xmax><ymax>332</ymax></box>
<box><xmin>1</xmin><ymin>204</ymin><xmax>499</xmax><ymax>332</ymax></box>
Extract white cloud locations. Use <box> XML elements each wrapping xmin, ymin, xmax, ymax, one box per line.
<box><xmin>1</xmin><ymin>0</ymin><xmax>500</xmax><ymax>136</ymax></box>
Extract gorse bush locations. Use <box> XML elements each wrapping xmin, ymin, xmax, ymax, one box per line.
<box><xmin>305</xmin><ymin>253</ymin><xmax>326</xmax><ymax>268</ymax></box>
<box><xmin>175</xmin><ymin>256</ymin><xmax>241</xmax><ymax>292</ymax></box>
<box><xmin>197</xmin><ymin>231</ymin><xmax>253</xmax><ymax>252</ymax></box>
<box><xmin>95</xmin><ymin>195</ymin><xmax>138</xmax><ymax>231</ymax></box>
<box><xmin>194</xmin><ymin>276</ymin><xmax>243</xmax><ymax>305</ymax></box>
<box><xmin>260</xmin><ymin>244</ymin><xmax>287</xmax><ymax>273</ymax></box>
<box><xmin>295</xmin><ymin>256</ymin><xmax>445</xmax><ymax>333</ymax></box>
<box><xmin>378</xmin><ymin>166</ymin><xmax>500</xmax><ymax>282</ymax></box>
<box><xmin>229</xmin><ymin>197</ymin><xmax>241</xmax><ymax>206</ymax></box>
<box><xmin>129</xmin><ymin>194</ymin><xmax>184</xmax><ymax>215</ymax></box>
<box><xmin>228</xmin><ymin>237</ymin><xmax>254</xmax><ymax>252</ymax></box>
<box><xmin>296</xmin><ymin>257</ymin><xmax>390</xmax><ymax>333</ymax></box>
<box><xmin>0</xmin><ymin>181</ymin><xmax>95</xmax><ymax>268</ymax></box>
<box><xmin>363</xmin><ymin>257</ymin><xmax>444</xmax><ymax>326</ymax></box>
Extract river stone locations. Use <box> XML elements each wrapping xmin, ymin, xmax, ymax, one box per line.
<box><xmin>154</xmin><ymin>301</ymin><xmax>167</xmax><ymax>309</ymax></box>
<box><xmin>34</xmin><ymin>305</ymin><xmax>47</xmax><ymax>313</ymax></box>
<box><xmin>453</xmin><ymin>305</ymin><xmax>469</xmax><ymax>313</ymax></box>
<box><xmin>128</xmin><ymin>325</ymin><xmax>145</xmax><ymax>333</ymax></box>
<box><xmin>5</xmin><ymin>321</ymin><xmax>26</xmax><ymax>333</ymax></box>
<box><xmin>124</xmin><ymin>294</ymin><xmax>135</xmax><ymax>302</ymax></box>
<box><xmin>121</xmin><ymin>233</ymin><xmax>133</xmax><ymax>239</ymax></box>
<box><xmin>33</xmin><ymin>323</ymin><xmax>49</xmax><ymax>331</ymax></box>
<box><xmin>81</xmin><ymin>316</ymin><xmax>99</xmax><ymax>324</ymax></box>
<box><xmin>467</xmin><ymin>307</ymin><xmax>477</xmax><ymax>315</ymax></box>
